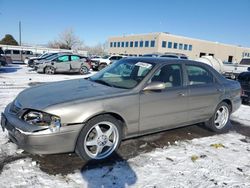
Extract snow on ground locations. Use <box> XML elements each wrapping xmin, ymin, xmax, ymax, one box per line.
<box><xmin>0</xmin><ymin>65</ymin><xmax>250</xmax><ymax>188</ymax></box>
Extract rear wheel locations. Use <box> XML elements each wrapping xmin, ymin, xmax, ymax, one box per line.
<box><xmin>79</xmin><ymin>66</ymin><xmax>89</xmax><ymax>75</ymax></box>
<box><xmin>76</xmin><ymin>115</ymin><xmax>122</xmax><ymax>161</ymax></box>
<box><xmin>44</xmin><ymin>66</ymin><xmax>55</xmax><ymax>74</ymax></box>
<box><xmin>205</xmin><ymin>102</ymin><xmax>231</xmax><ymax>133</ymax></box>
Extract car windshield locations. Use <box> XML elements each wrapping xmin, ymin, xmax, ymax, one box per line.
<box><xmin>102</xmin><ymin>55</ymin><xmax>110</xmax><ymax>59</ymax></box>
<box><xmin>45</xmin><ymin>54</ymin><xmax>59</xmax><ymax>60</ymax></box>
<box><xmin>39</xmin><ymin>53</ymin><xmax>49</xmax><ymax>58</ymax></box>
<box><xmin>89</xmin><ymin>59</ymin><xmax>154</xmax><ymax>89</ymax></box>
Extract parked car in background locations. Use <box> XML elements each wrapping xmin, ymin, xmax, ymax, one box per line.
<box><xmin>32</xmin><ymin>52</ymin><xmax>74</xmax><ymax>68</ymax></box>
<box><xmin>4</xmin><ymin>49</ymin><xmax>36</xmax><ymax>62</ymax></box>
<box><xmin>1</xmin><ymin>57</ymin><xmax>241</xmax><ymax>161</ymax></box>
<box><xmin>142</xmin><ymin>53</ymin><xmax>188</xmax><ymax>59</ymax></box>
<box><xmin>36</xmin><ymin>54</ymin><xmax>90</xmax><ymax>75</ymax></box>
<box><xmin>91</xmin><ymin>55</ymin><xmax>125</xmax><ymax>71</ymax></box>
<box><xmin>223</xmin><ymin>58</ymin><xmax>250</xmax><ymax>79</ymax></box>
<box><xmin>238</xmin><ymin>71</ymin><xmax>250</xmax><ymax>103</ymax></box>
<box><xmin>27</xmin><ymin>52</ymin><xmax>58</xmax><ymax>68</ymax></box>
<box><xmin>0</xmin><ymin>48</ymin><xmax>13</xmax><ymax>66</ymax></box>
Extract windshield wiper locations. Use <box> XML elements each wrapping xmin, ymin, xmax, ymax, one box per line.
<box><xmin>92</xmin><ymin>79</ymin><xmax>113</xmax><ymax>87</ymax></box>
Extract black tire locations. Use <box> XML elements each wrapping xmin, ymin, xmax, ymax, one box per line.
<box><xmin>204</xmin><ymin>102</ymin><xmax>231</xmax><ymax>133</ymax></box>
<box><xmin>44</xmin><ymin>66</ymin><xmax>55</xmax><ymax>74</ymax></box>
<box><xmin>98</xmin><ymin>63</ymin><xmax>107</xmax><ymax>71</ymax></box>
<box><xmin>79</xmin><ymin>66</ymin><xmax>89</xmax><ymax>75</ymax></box>
<box><xmin>76</xmin><ymin>115</ymin><xmax>123</xmax><ymax>161</ymax></box>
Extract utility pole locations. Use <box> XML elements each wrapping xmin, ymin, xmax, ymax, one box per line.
<box><xmin>19</xmin><ymin>21</ymin><xmax>22</xmax><ymax>61</ymax></box>
<box><xmin>19</xmin><ymin>21</ymin><xmax>22</xmax><ymax>46</ymax></box>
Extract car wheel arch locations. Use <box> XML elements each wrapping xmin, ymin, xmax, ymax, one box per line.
<box><xmin>44</xmin><ymin>65</ymin><xmax>55</xmax><ymax>73</ymax></box>
<box><xmin>73</xmin><ymin>112</ymin><xmax>128</xmax><ymax>152</ymax></box>
<box><xmin>221</xmin><ymin>99</ymin><xmax>232</xmax><ymax>113</ymax></box>
<box><xmin>83</xmin><ymin>112</ymin><xmax>128</xmax><ymax>137</ymax></box>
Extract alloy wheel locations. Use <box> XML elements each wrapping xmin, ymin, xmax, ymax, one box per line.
<box><xmin>214</xmin><ymin>106</ymin><xmax>229</xmax><ymax>129</ymax></box>
<box><xmin>84</xmin><ymin>121</ymin><xmax>119</xmax><ymax>159</ymax></box>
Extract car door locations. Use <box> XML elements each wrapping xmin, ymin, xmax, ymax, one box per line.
<box><xmin>53</xmin><ymin>55</ymin><xmax>70</xmax><ymax>72</ymax></box>
<box><xmin>185</xmin><ymin>63</ymin><xmax>223</xmax><ymax>123</ymax></box>
<box><xmin>70</xmin><ymin>55</ymin><xmax>82</xmax><ymax>70</ymax></box>
<box><xmin>139</xmin><ymin>63</ymin><xmax>188</xmax><ymax>133</ymax></box>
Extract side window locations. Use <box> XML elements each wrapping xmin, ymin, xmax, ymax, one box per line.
<box><xmin>13</xmin><ymin>50</ymin><xmax>20</xmax><ymax>54</ymax></box>
<box><xmin>186</xmin><ymin>65</ymin><xmax>214</xmax><ymax>85</ymax></box>
<box><xmin>57</xmin><ymin>55</ymin><xmax>69</xmax><ymax>62</ymax></box>
<box><xmin>109</xmin><ymin>56</ymin><xmax>116</xmax><ymax>60</ymax></box>
<box><xmin>71</xmin><ymin>55</ymin><xmax>80</xmax><ymax>61</ymax></box>
<box><xmin>150</xmin><ymin>64</ymin><xmax>182</xmax><ymax>88</ymax></box>
<box><xmin>5</xmin><ymin>50</ymin><xmax>11</xmax><ymax>54</ymax></box>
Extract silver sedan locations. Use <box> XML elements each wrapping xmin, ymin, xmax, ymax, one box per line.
<box><xmin>1</xmin><ymin>57</ymin><xmax>241</xmax><ymax>160</ymax></box>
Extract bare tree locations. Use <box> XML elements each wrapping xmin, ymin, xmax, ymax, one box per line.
<box><xmin>80</xmin><ymin>43</ymin><xmax>106</xmax><ymax>56</ymax></box>
<box><xmin>48</xmin><ymin>28</ymin><xmax>84</xmax><ymax>50</ymax></box>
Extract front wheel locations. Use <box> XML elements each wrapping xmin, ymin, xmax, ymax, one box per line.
<box><xmin>205</xmin><ymin>102</ymin><xmax>231</xmax><ymax>133</ymax></box>
<box><xmin>79</xmin><ymin>66</ymin><xmax>89</xmax><ymax>75</ymax></box>
<box><xmin>44</xmin><ymin>66</ymin><xmax>55</xmax><ymax>74</ymax></box>
<box><xmin>76</xmin><ymin>115</ymin><xmax>122</xmax><ymax>161</ymax></box>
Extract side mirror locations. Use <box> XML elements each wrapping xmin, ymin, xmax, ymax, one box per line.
<box><xmin>143</xmin><ymin>82</ymin><xmax>166</xmax><ymax>91</ymax></box>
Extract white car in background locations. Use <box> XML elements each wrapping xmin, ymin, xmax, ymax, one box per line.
<box><xmin>91</xmin><ymin>55</ymin><xmax>125</xmax><ymax>71</ymax></box>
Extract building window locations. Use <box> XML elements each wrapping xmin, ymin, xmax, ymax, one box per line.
<box><xmin>168</xmin><ymin>42</ymin><xmax>172</xmax><ymax>48</ymax></box>
<box><xmin>184</xmin><ymin>44</ymin><xmax>188</xmax><ymax>50</ymax></box>
<box><xmin>173</xmin><ymin>43</ymin><xmax>178</xmax><ymax>49</ymax></box>
<box><xmin>130</xmin><ymin>41</ymin><xmax>133</xmax><ymax>47</ymax></box>
<box><xmin>121</xmin><ymin>42</ymin><xmax>124</xmax><ymax>47</ymax></box>
<box><xmin>179</xmin><ymin>43</ymin><xmax>183</xmax><ymax>50</ymax></box>
<box><xmin>114</xmin><ymin>42</ymin><xmax>116</xmax><ymax>47</ymax></box>
<box><xmin>145</xmin><ymin>41</ymin><xmax>149</xmax><ymax>47</ymax></box>
<box><xmin>150</xmin><ymin>40</ymin><xmax>155</xmax><ymax>47</ymax></box>
<box><xmin>110</xmin><ymin>42</ymin><xmax>113</xmax><ymax>48</ymax></box>
<box><xmin>188</xmin><ymin>45</ymin><xmax>192</xmax><ymax>51</ymax></box>
<box><xmin>126</xmin><ymin>42</ymin><xmax>129</xmax><ymax>47</ymax></box>
<box><xmin>140</xmin><ymin>41</ymin><xmax>143</xmax><ymax>47</ymax></box>
<box><xmin>117</xmin><ymin>42</ymin><xmax>120</xmax><ymax>48</ymax></box>
<box><xmin>135</xmin><ymin>41</ymin><xmax>138</xmax><ymax>47</ymax></box>
<box><xmin>162</xmin><ymin>41</ymin><xmax>166</xmax><ymax>48</ymax></box>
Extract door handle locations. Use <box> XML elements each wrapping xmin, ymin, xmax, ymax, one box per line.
<box><xmin>217</xmin><ymin>88</ymin><xmax>223</xmax><ymax>92</ymax></box>
<box><xmin>178</xmin><ymin>93</ymin><xmax>185</xmax><ymax>97</ymax></box>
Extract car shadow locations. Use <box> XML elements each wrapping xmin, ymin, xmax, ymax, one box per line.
<box><xmin>0</xmin><ymin>65</ymin><xmax>21</xmax><ymax>73</ymax></box>
<box><xmin>80</xmin><ymin>153</ymin><xmax>137</xmax><ymax>188</ymax></box>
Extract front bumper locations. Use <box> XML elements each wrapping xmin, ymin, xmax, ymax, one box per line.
<box><xmin>1</xmin><ymin>104</ymin><xmax>83</xmax><ymax>154</ymax></box>
<box><xmin>91</xmin><ymin>61</ymin><xmax>99</xmax><ymax>69</ymax></box>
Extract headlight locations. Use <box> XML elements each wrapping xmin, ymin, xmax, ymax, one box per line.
<box><xmin>22</xmin><ymin>110</ymin><xmax>61</xmax><ymax>132</ymax></box>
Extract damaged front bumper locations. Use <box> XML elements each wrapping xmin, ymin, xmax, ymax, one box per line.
<box><xmin>1</xmin><ymin>103</ymin><xmax>83</xmax><ymax>154</ymax></box>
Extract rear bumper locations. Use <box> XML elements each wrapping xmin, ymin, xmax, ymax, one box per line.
<box><xmin>232</xmin><ymin>96</ymin><xmax>242</xmax><ymax>113</ymax></box>
<box><xmin>1</xmin><ymin>105</ymin><xmax>83</xmax><ymax>154</ymax></box>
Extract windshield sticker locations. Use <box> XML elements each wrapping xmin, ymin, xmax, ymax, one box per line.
<box><xmin>135</xmin><ymin>62</ymin><xmax>152</xmax><ymax>69</ymax></box>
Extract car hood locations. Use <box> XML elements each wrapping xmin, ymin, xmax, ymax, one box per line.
<box><xmin>91</xmin><ymin>58</ymin><xmax>108</xmax><ymax>61</ymax></box>
<box><xmin>16</xmin><ymin>79</ymin><xmax>125</xmax><ymax>110</ymax></box>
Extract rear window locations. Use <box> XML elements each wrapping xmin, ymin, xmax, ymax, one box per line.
<box><xmin>240</xmin><ymin>58</ymin><xmax>250</xmax><ymax>65</ymax></box>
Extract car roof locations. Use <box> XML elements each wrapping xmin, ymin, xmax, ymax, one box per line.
<box><xmin>124</xmin><ymin>57</ymin><xmax>192</xmax><ymax>64</ymax></box>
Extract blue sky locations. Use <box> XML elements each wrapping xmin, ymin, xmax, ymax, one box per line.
<box><xmin>0</xmin><ymin>0</ymin><xmax>249</xmax><ymax>47</ymax></box>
